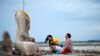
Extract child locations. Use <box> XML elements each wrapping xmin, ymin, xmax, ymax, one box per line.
<box><xmin>2</xmin><ymin>31</ymin><xmax>12</xmax><ymax>56</ymax></box>
<box><xmin>61</xmin><ymin>33</ymin><xmax>73</xmax><ymax>54</ymax></box>
<box><xmin>49</xmin><ymin>43</ymin><xmax>63</xmax><ymax>54</ymax></box>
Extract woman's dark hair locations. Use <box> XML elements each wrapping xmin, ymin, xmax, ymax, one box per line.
<box><xmin>49</xmin><ymin>43</ymin><xmax>56</xmax><ymax>46</ymax></box>
<box><xmin>44</xmin><ymin>35</ymin><xmax>53</xmax><ymax>43</ymax></box>
<box><xmin>67</xmin><ymin>33</ymin><xmax>71</xmax><ymax>38</ymax></box>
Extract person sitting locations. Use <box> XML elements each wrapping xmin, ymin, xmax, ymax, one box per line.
<box><xmin>61</xmin><ymin>33</ymin><xmax>73</xmax><ymax>54</ymax></box>
<box><xmin>2</xmin><ymin>31</ymin><xmax>12</xmax><ymax>56</ymax></box>
<box><xmin>44</xmin><ymin>35</ymin><xmax>61</xmax><ymax>46</ymax></box>
<box><xmin>49</xmin><ymin>43</ymin><xmax>63</xmax><ymax>54</ymax></box>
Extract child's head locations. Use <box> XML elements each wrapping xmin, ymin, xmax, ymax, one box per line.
<box><xmin>49</xmin><ymin>43</ymin><xmax>56</xmax><ymax>50</ymax></box>
<box><xmin>65</xmin><ymin>33</ymin><xmax>71</xmax><ymax>39</ymax></box>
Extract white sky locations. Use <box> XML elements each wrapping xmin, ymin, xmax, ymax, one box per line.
<box><xmin>0</xmin><ymin>0</ymin><xmax>100</xmax><ymax>42</ymax></box>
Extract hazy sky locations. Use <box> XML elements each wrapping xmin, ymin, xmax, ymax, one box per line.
<box><xmin>0</xmin><ymin>0</ymin><xmax>100</xmax><ymax>42</ymax></box>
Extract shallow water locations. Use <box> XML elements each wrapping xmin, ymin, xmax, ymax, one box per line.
<box><xmin>73</xmin><ymin>46</ymin><xmax>100</xmax><ymax>50</ymax></box>
<box><xmin>40</xmin><ymin>46</ymin><xmax>100</xmax><ymax>51</ymax></box>
<box><xmin>0</xmin><ymin>42</ymin><xmax>100</xmax><ymax>56</ymax></box>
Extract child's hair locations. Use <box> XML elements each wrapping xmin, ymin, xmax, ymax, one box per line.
<box><xmin>49</xmin><ymin>43</ymin><xmax>56</xmax><ymax>46</ymax></box>
<box><xmin>67</xmin><ymin>33</ymin><xmax>71</xmax><ymax>38</ymax></box>
<box><xmin>44</xmin><ymin>35</ymin><xmax>53</xmax><ymax>43</ymax></box>
<box><xmin>2</xmin><ymin>31</ymin><xmax>12</xmax><ymax>52</ymax></box>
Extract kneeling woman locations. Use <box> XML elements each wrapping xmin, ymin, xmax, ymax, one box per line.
<box><xmin>44</xmin><ymin>35</ymin><xmax>61</xmax><ymax>46</ymax></box>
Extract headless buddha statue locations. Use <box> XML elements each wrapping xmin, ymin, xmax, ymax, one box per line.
<box><xmin>15</xmin><ymin>10</ymin><xmax>41</xmax><ymax>55</ymax></box>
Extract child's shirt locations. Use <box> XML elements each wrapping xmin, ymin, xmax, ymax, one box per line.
<box><xmin>55</xmin><ymin>46</ymin><xmax>63</xmax><ymax>53</ymax></box>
